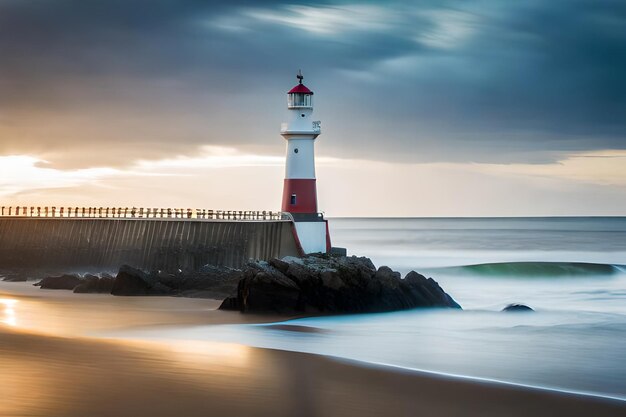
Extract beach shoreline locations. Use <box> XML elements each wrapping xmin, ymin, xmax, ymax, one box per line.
<box><xmin>1</xmin><ymin>280</ymin><xmax>624</xmax><ymax>416</ymax></box>
<box><xmin>1</xmin><ymin>326</ymin><xmax>624</xmax><ymax>417</ymax></box>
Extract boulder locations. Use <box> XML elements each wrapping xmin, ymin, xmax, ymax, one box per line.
<box><xmin>502</xmin><ymin>303</ymin><xmax>534</xmax><ymax>312</ymax></box>
<box><xmin>35</xmin><ymin>274</ymin><xmax>82</xmax><ymax>290</ymax></box>
<box><xmin>172</xmin><ymin>265</ymin><xmax>242</xmax><ymax>299</ymax></box>
<box><xmin>73</xmin><ymin>275</ymin><xmax>115</xmax><ymax>294</ymax></box>
<box><xmin>220</xmin><ymin>254</ymin><xmax>461</xmax><ymax>314</ymax></box>
<box><xmin>240</xmin><ymin>269</ymin><xmax>301</xmax><ymax>314</ymax></box>
<box><xmin>2</xmin><ymin>274</ymin><xmax>28</xmax><ymax>282</ymax></box>
<box><xmin>33</xmin><ymin>265</ymin><xmax>233</xmax><ymax>297</ymax></box>
<box><xmin>111</xmin><ymin>265</ymin><xmax>172</xmax><ymax>296</ymax></box>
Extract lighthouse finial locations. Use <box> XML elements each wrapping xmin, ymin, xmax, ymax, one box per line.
<box><xmin>297</xmin><ymin>69</ymin><xmax>303</xmax><ymax>84</ymax></box>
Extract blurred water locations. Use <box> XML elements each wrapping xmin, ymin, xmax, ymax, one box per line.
<box><xmin>329</xmin><ymin>217</ymin><xmax>626</xmax><ymax>313</ymax></box>
<box><xmin>330</xmin><ymin>217</ymin><xmax>626</xmax><ymax>269</ymax></box>
<box><xmin>121</xmin><ymin>218</ymin><xmax>626</xmax><ymax>400</ymax></box>
<box><xmin>139</xmin><ymin>308</ymin><xmax>626</xmax><ymax>400</ymax></box>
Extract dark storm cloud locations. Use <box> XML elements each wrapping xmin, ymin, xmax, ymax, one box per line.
<box><xmin>0</xmin><ymin>0</ymin><xmax>624</xmax><ymax>167</ymax></box>
<box><xmin>443</xmin><ymin>1</ymin><xmax>626</xmax><ymax>137</ymax></box>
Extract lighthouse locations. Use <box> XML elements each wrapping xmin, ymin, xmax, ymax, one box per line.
<box><xmin>281</xmin><ymin>71</ymin><xmax>331</xmax><ymax>254</ymax></box>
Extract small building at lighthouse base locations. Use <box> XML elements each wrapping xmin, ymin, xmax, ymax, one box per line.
<box><xmin>290</xmin><ymin>214</ymin><xmax>331</xmax><ymax>254</ymax></box>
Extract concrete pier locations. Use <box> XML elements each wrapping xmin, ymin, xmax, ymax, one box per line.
<box><xmin>0</xmin><ymin>217</ymin><xmax>300</xmax><ymax>272</ymax></box>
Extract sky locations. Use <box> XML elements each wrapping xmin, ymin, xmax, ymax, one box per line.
<box><xmin>1</xmin><ymin>0</ymin><xmax>625</xmax><ymax>216</ymax></box>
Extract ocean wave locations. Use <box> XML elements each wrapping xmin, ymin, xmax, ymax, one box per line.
<box><xmin>441</xmin><ymin>262</ymin><xmax>623</xmax><ymax>277</ymax></box>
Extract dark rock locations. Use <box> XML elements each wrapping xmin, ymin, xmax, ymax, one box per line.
<box><xmin>2</xmin><ymin>274</ymin><xmax>28</xmax><ymax>282</ymax></box>
<box><xmin>172</xmin><ymin>265</ymin><xmax>242</xmax><ymax>299</ymax></box>
<box><xmin>376</xmin><ymin>266</ymin><xmax>402</xmax><ymax>281</ymax></box>
<box><xmin>198</xmin><ymin>264</ymin><xmax>226</xmax><ymax>274</ymax></box>
<box><xmin>111</xmin><ymin>265</ymin><xmax>156</xmax><ymax>296</ymax></box>
<box><xmin>152</xmin><ymin>271</ymin><xmax>179</xmax><ymax>290</ymax></box>
<box><xmin>223</xmin><ymin>266</ymin><xmax>300</xmax><ymax>314</ymax></box>
<box><xmin>35</xmin><ymin>274</ymin><xmax>82</xmax><ymax>290</ymax></box>
<box><xmin>248</xmin><ymin>270</ymin><xmax>300</xmax><ymax>312</ymax></box>
<box><xmin>219</xmin><ymin>296</ymin><xmax>239</xmax><ymax>310</ymax></box>
<box><xmin>320</xmin><ymin>270</ymin><xmax>344</xmax><ymax>290</ymax></box>
<box><xmin>269</xmin><ymin>258</ymin><xmax>290</xmax><ymax>274</ymax></box>
<box><xmin>151</xmin><ymin>282</ymin><xmax>175</xmax><ymax>295</ymax></box>
<box><xmin>20</xmin><ymin>263</ymin><xmax>241</xmax><ymax>299</ymax></box>
<box><xmin>110</xmin><ymin>264</ymin><xmax>239</xmax><ymax>298</ymax></box>
<box><xmin>502</xmin><ymin>303</ymin><xmax>534</xmax><ymax>312</ymax></box>
<box><xmin>73</xmin><ymin>275</ymin><xmax>115</xmax><ymax>294</ymax></box>
<box><xmin>219</xmin><ymin>255</ymin><xmax>461</xmax><ymax>315</ymax></box>
<box><xmin>82</xmin><ymin>274</ymin><xmax>99</xmax><ymax>281</ymax></box>
<box><xmin>263</xmin><ymin>324</ymin><xmax>326</xmax><ymax>333</ymax></box>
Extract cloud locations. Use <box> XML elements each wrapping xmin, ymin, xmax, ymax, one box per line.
<box><xmin>0</xmin><ymin>146</ymin><xmax>336</xmax><ymax>201</ymax></box>
<box><xmin>465</xmin><ymin>150</ymin><xmax>626</xmax><ymax>187</ymax></box>
<box><xmin>135</xmin><ymin>146</ymin><xmax>284</xmax><ymax>170</ymax></box>
<box><xmin>0</xmin><ymin>0</ymin><xmax>624</xmax><ymax>171</ymax></box>
<box><xmin>243</xmin><ymin>4</ymin><xmax>394</xmax><ymax>35</ymax></box>
<box><xmin>415</xmin><ymin>8</ymin><xmax>480</xmax><ymax>49</ymax></box>
<box><xmin>0</xmin><ymin>155</ymin><xmax>120</xmax><ymax>199</ymax></box>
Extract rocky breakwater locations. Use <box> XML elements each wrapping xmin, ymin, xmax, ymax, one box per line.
<box><xmin>220</xmin><ymin>254</ymin><xmax>461</xmax><ymax>314</ymax></box>
<box><xmin>110</xmin><ymin>264</ymin><xmax>242</xmax><ymax>299</ymax></box>
<box><xmin>34</xmin><ymin>273</ymin><xmax>116</xmax><ymax>293</ymax></box>
<box><xmin>30</xmin><ymin>265</ymin><xmax>242</xmax><ymax>299</ymax></box>
<box><xmin>22</xmin><ymin>254</ymin><xmax>461</xmax><ymax>315</ymax></box>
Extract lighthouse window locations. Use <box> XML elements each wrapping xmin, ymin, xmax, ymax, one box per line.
<box><xmin>294</xmin><ymin>148</ymin><xmax>299</xmax><ymax>153</ymax></box>
<box><xmin>288</xmin><ymin>93</ymin><xmax>312</xmax><ymax>108</ymax></box>
<box><xmin>290</xmin><ymin>194</ymin><xmax>297</xmax><ymax>205</ymax></box>
<box><xmin>301</xmin><ymin>114</ymin><xmax>305</xmax><ymax>117</ymax></box>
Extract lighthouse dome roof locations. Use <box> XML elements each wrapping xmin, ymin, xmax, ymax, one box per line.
<box><xmin>288</xmin><ymin>83</ymin><xmax>313</xmax><ymax>95</ymax></box>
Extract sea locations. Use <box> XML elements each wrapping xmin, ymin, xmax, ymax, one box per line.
<box><xmin>123</xmin><ymin>217</ymin><xmax>626</xmax><ymax>400</ymax></box>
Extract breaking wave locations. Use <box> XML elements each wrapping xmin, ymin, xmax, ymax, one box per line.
<box><xmin>443</xmin><ymin>262</ymin><xmax>623</xmax><ymax>277</ymax></box>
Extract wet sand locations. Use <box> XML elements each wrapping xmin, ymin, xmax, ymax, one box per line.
<box><xmin>1</xmin><ymin>281</ymin><xmax>624</xmax><ymax>417</ymax></box>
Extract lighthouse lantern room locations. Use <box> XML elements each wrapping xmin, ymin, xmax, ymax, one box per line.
<box><xmin>281</xmin><ymin>71</ymin><xmax>331</xmax><ymax>254</ymax></box>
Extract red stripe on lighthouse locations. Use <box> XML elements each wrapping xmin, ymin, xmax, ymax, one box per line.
<box><xmin>282</xmin><ymin>179</ymin><xmax>318</xmax><ymax>213</ymax></box>
<box><xmin>325</xmin><ymin>219</ymin><xmax>332</xmax><ymax>253</ymax></box>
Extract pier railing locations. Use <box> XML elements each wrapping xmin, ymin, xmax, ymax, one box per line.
<box><xmin>0</xmin><ymin>206</ymin><xmax>292</xmax><ymax>221</ymax></box>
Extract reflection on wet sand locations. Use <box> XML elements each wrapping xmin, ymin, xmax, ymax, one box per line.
<box><xmin>0</xmin><ymin>298</ymin><xmax>17</xmax><ymax>327</ymax></box>
<box><xmin>0</xmin><ymin>329</ymin><xmax>286</xmax><ymax>417</ymax></box>
<box><xmin>0</xmin><ymin>281</ymin><xmax>283</xmax><ymax>336</ymax></box>
<box><xmin>2</xmin><ymin>327</ymin><xmax>625</xmax><ymax>417</ymax></box>
<box><xmin>1</xmin><ymin>281</ymin><xmax>624</xmax><ymax>417</ymax></box>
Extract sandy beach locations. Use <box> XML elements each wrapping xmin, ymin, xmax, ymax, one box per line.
<box><xmin>1</xmin><ymin>281</ymin><xmax>624</xmax><ymax>417</ymax></box>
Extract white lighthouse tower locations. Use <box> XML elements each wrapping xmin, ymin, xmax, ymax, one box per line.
<box><xmin>281</xmin><ymin>71</ymin><xmax>331</xmax><ymax>254</ymax></box>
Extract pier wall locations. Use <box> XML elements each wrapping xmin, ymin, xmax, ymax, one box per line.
<box><xmin>0</xmin><ymin>218</ymin><xmax>300</xmax><ymax>272</ymax></box>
